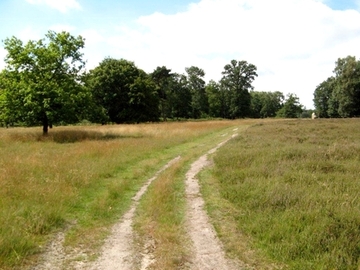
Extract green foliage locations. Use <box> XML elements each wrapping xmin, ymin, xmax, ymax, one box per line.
<box><xmin>206</xmin><ymin>80</ymin><xmax>228</xmax><ymax>118</ymax></box>
<box><xmin>221</xmin><ymin>60</ymin><xmax>258</xmax><ymax>118</ymax></box>
<box><xmin>313</xmin><ymin>77</ymin><xmax>335</xmax><ymax>118</ymax></box>
<box><xmin>333</xmin><ymin>56</ymin><xmax>360</xmax><ymax>117</ymax></box>
<box><xmin>276</xmin><ymin>93</ymin><xmax>303</xmax><ymax>118</ymax></box>
<box><xmin>87</xmin><ymin>58</ymin><xmax>160</xmax><ymax>123</ymax></box>
<box><xmin>2</xmin><ymin>31</ymin><xmax>90</xmax><ymax>134</ymax></box>
<box><xmin>168</xmin><ymin>73</ymin><xmax>192</xmax><ymax>119</ymax></box>
<box><xmin>0</xmin><ymin>121</ymin><xmax>238</xmax><ymax>269</ymax></box>
<box><xmin>314</xmin><ymin>56</ymin><xmax>360</xmax><ymax>117</ymax></box>
<box><xmin>212</xmin><ymin>119</ymin><xmax>360</xmax><ymax>269</ymax></box>
<box><xmin>151</xmin><ymin>66</ymin><xmax>173</xmax><ymax>120</ymax></box>
<box><xmin>250</xmin><ymin>91</ymin><xmax>284</xmax><ymax>118</ymax></box>
<box><xmin>185</xmin><ymin>66</ymin><xmax>209</xmax><ymax>118</ymax></box>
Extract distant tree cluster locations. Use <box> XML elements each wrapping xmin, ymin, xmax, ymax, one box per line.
<box><xmin>0</xmin><ymin>31</ymin><xmax>305</xmax><ymax>134</ymax></box>
<box><xmin>314</xmin><ymin>56</ymin><xmax>360</xmax><ymax>118</ymax></box>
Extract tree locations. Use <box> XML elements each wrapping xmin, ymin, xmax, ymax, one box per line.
<box><xmin>185</xmin><ymin>66</ymin><xmax>208</xmax><ymax>118</ymax></box>
<box><xmin>2</xmin><ymin>30</ymin><xmax>89</xmax><ymax>135</ymax></box>
<box><xmin>87</xmin><ymin>58</ymin><xmax>159</xmax><ymax>123</ymax></box>
<box><xmin>261</xmin><ymin>91</ymin><xmax>284</xmax><ymax>118</ymax></box>
<box><xmin>313</xmin><ymin>77</ymin><xmax>335</xmax><ymax>118</ymax></box>
<box><xmin>332</xmin><ymin>56</ymin><xmax>360</xmax><ymax>117</ymax></box>
<box><xmin>151</xmin><ymin>66</ymin><xmax>173</xmax><ymax>120</ymax></box>
<box><xmin>126</xmin><ymin>74</ymin><xmax>160</xmax><ymax>122</ymax></box>
<box><xmin>250</xmin><ymin>91</ymin><xmax>284</xmax><ymax>118</ymax></box>
<box><xmin>169</xmin><ymin>73</ymin><xmax>192</xmax><ymax>119</ymax></box>
<box><xmin>276</xmin><ymin>93</ymin><xmax>303</xmax><ymax>118</ymax></box>
<box><xmin>314</xmin><ymin>56</ymin><xmax>360</xmax><ymax>118</ymax></box>
<box><xmin>221</xmin><ymin>60</ymin><xmax>257</xmax><ymax>118</ymax></box>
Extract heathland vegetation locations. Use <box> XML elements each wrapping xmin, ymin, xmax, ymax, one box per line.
<box><xmin>1</xmin><ymin>119</ymin><xmax>359</xmax><ymax>269</ymax></box>
<box><xmin>201</xmin><ymin>118</ymin><xmax>360</xmax><ymax>269</ymax></box>
<box><xmin>0</xmin><ymin>120</ymin><xmax>243</xmax><ymax>269</ymax></box>
<box><xmin>1</xmin><ymin>30</ymin><xmax>360</xmax><ymax>269</ymax></box>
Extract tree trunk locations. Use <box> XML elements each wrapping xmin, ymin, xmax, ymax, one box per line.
<box><xmin>42</xmin><ymin>114</ymin><xmax>49</xmax><ymax>136</ymax></box>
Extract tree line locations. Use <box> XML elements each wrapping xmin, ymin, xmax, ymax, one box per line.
<box><xmin>0</xmin><ymin>31</ymin><xmax>306</xmax><ymax>134</ymax></box>
<box><xmin>313</xmin><ymin>56</ymin><xmax>360</xmax><ymax>118</ymax></box>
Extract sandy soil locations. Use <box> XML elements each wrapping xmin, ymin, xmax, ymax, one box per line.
<box><xmin>184</xmin><ymin>133</ymin><xmax>245</xmax><ymax>270</ymax></box>
<box><xmin>32</xmin><ymin>132</ymin><xmax>245</xmax><ymax>269</ymax></box>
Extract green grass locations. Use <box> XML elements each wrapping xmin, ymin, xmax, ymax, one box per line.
<box><xmin>203</xmin><ymin>119</ymin><xmax>360</xmax><ymax>269</ymax></box>
<box><xmin>0</xmin><ymin>121</ymin><xmax>240</xmax><ymax>269</ymax></box>
<box><xmin>132</xmin><ymin>123</ymin><xmax>247</xmax><ymax>269</ymax></box>
<box><xmin>4</xmin><ymin>119</ymin><xmax>358</xmax><ymax>269</ymax></box>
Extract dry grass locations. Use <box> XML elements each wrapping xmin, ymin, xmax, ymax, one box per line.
<box><xmin>0</xmin><ymin>120</ymin><xmax>239</xmax><ymax>269</ymax></box>
<box><xmin>202</xmin><ymin>119</ymin><xmax>360</xmax><ymax>269</ymax></box>
<box><xmin>133</xmin><ymin>121</ymin><xmax>255</xmax><ymax>269</ymax></box>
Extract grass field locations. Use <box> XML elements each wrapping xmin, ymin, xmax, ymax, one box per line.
<box><xmin>1</xmin><ymin>119</ymin><xmax>359</xmax><ymax>269</ymax></box>
<box><xmin>201</xmin><ymin>118</ymin><xmax>360</xmax><ymax>269</ymax></box>
<box><xmin>0</xmin><ymin>120</ymin><xmax>242</xmax><ymax>269</ymax></box>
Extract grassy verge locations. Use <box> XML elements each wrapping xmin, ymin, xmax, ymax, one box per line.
<box><xmin>201</xmin><ymin>119</ymin><xmax>360</xmax><ymax>269</ymax></box>
<box><xmin>134</xmin><ymin>159</ymin><xmax>190</xmax><ymax>269</ymax></box>
<box><xmin>132</xmin><ymin>122</ymin><xmax>249</xmax><ymax>269</ymax></box>
<box><xmin>0</xmin><ymin>121</ymin><xmax>239</xmax><ymax>269</ymax></box>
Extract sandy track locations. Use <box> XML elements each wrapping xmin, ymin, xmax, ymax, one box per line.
<box><xmin>33</xmin><ymin>157</ymin><xmax>181</xmax><ymax>270</ymax></box>
<box><xmin>80</xmin><ymin>156</ymin><xmax>181</xmax><ymax>270</ymax></box>
<box><xmin>185</xmin><ymin>133</ymin><xmax>243</xmax><ymax>270</ymax></box>
<box><xmin>33</xmin><ymin>133</ymin><xmax>244</xmax><ymax>269</ymax></box>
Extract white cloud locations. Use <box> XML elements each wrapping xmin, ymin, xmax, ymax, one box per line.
<box><xmin>101</xmin><ymin>0</ymin><xmax>360</xmax><ymax>108</ymax></box>
<box><xmin>49</xmin><ymin>24</ymin><xmax>76</xmax><ymax>33</ymax></box>
<box><xmin>81</xmin><ymin>29</ymin><xmax>104</xmax><ymax>45</ymax></box>
<box><xmin>9</xmin><ymin>0</ymin><xmax>360</xmax><ymax>108</ymax></box>
<box><xmin>80</xmin><ymin>30</ymin><xmax>106</xmax><ymax>70</ymax></box>
<box><xmin>25</xmin><ymin>0</ymin><xmax>81</xmax><ymax>13</ymax></box>
<box><xmin>18</xmin><ymin>26</ymin><xmax>42</xmax><ymax>42</ymax></box>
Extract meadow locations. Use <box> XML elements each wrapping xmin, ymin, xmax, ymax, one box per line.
<box><xmin>201</xmin><ymin>118</ymin><xmax>360</xmax><ymax>269</ymax></box>
<box><xmin>0</xmin><ymin>120</ymin><xmax>242</xmax><ymax>269</ymax></box>
<box><xmin>1</xmin><ymin>119</ymin><xmax>359</xmax><ymax>269</ymax></box>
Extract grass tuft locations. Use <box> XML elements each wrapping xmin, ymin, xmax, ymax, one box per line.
<box><xmin>208</xmin><ymin>119</ymin><xmax>360</xmax><ymax>269</ymax></box>
<box><xmin>0</xmin><ymin>121</ymin><xmax>239</xmax><ymax>269</ymax></box>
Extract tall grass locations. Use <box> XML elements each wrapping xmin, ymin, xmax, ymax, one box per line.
<box><xmin>0</xmin><ymin>121</ymin><xmax>238</xmax><ymax>269</ymax></box>
<box><xmin>209</xmin><ymin>119</ymin><xmax>360</xmax><ymax>269</ymax></box>
<box><xmin>132</xmin><ymin>122</ymin><xmax>248</xmax><ymax>269</ymax></box>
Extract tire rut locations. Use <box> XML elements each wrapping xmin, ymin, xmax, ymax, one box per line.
<box><xmin>33</xmin><ymin>132</ymin><xmax>245</xmax><ymax>270</ymax></box>
<box><xmin>184</xmin><ymin>133</ymin><xmax>245</xmax><ymax>270</ymax></box>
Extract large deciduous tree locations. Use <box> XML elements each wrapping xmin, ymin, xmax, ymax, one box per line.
<box><xmin>220</xmin><ymin>60</ymin><xmax>257</xmax><ymax>118</ymax></box>
<box><xmin>150</xmin><ymin>66</ymin><xmax>173</xmax><ymax>120</ymax></box>
<box><xmin>250</xmin><ymin>91</ymin><xmax>284</xmax><ymax>118</ymax></box>
<box><xmin>185</xmin><ymin>66</ymin><xmax>208</xmax><ymax>118</ymax></box>
<box><xmin>276</xmin><ymin>93</ymin><xmax>303</xmax><ymax>118</ymax></box>
<box><xmin>87</xmin><ymin>58</ymin><xmax>159</xmax><ymax>123</ymax></box>
<box><xmin>332</xmin><ymin>56</ymin><xmax>360</xmax><ymax>117</ymax></box>
<box><xmin>313</xmin><ymin>76</ymin><xmax>335</xmax><ymax>118</ymax></box>
<box><xmin>168</xmin><ymin>73</ymin><xmax>192</xmax><ymax>119</ymax></box>
<box><xmin>314</xmin><ymin>56</ymin><xmax>360</xmax><ymax>118</ymax></box>
<box><xmin>1</xmin><ymin>30</ymin><xmax>89</xmax><ymax>134</ymax></box>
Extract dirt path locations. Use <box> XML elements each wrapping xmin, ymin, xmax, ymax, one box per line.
<box><xmin>185</xmin><ymin>133</ymin><xmax>243</xmax><ymax>270</ymax></box>
<box><xmin>33</xmin><ymin>133</ymin><xmax>243</xmax><ymax>269</ymax></box>
<box><xmin>87</xmin><ymin>156</ymin><xmax>181</xmax><ymax>270</ymax></box>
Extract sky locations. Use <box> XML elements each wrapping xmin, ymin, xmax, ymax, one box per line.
<box><xmin>1</xmin><ymin>0</ymin><xmax>360</xmax><ymax>109</ymax></box>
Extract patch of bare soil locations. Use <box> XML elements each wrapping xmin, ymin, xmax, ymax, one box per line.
<box><xmin>32</xmin><ymin>156</ymin><xmax>180</xmax><ymax>270</ymax></box>
<box><xmin>32</xmin><ymin>132</ymin><xmax>246</xmax><ymax>270</ymax></box>
<box><xmin>184</xmin><ymin>133</ymin><xmax>246</xmax><ymax>270</ymax></box>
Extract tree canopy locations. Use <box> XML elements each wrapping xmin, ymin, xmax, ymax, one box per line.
<box><xmin>0</xmin><ymin>30</ymin><xmax>317</xmax><ymax>130</ymax></box>
<box><xmin>276</xmin><ymin>93</ymin><xmax>303</xmax><ymax>118</ymax></box>
<box><xmin>86</xmin><ymin>58</ymin><xmax>159</xmax><ymax>123</ymax></box>
<box><xmin>185</xmin><ymin>66</ymin><xmax>208</xmax><ymax>118</ymax></box>
<box><xmin>221</xmin><ymin>60</ymin><xmax>258</xmax><ymax>118</ymax></box>
<box><xmin>314</xmin><ymin>56</ymin><xmax>360</xmax><ymax>118</ymax></box>
<box><xmin>1</xmin><ymin>30</ymin><xmax>89</xmax><ymax>134</ymax></box>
